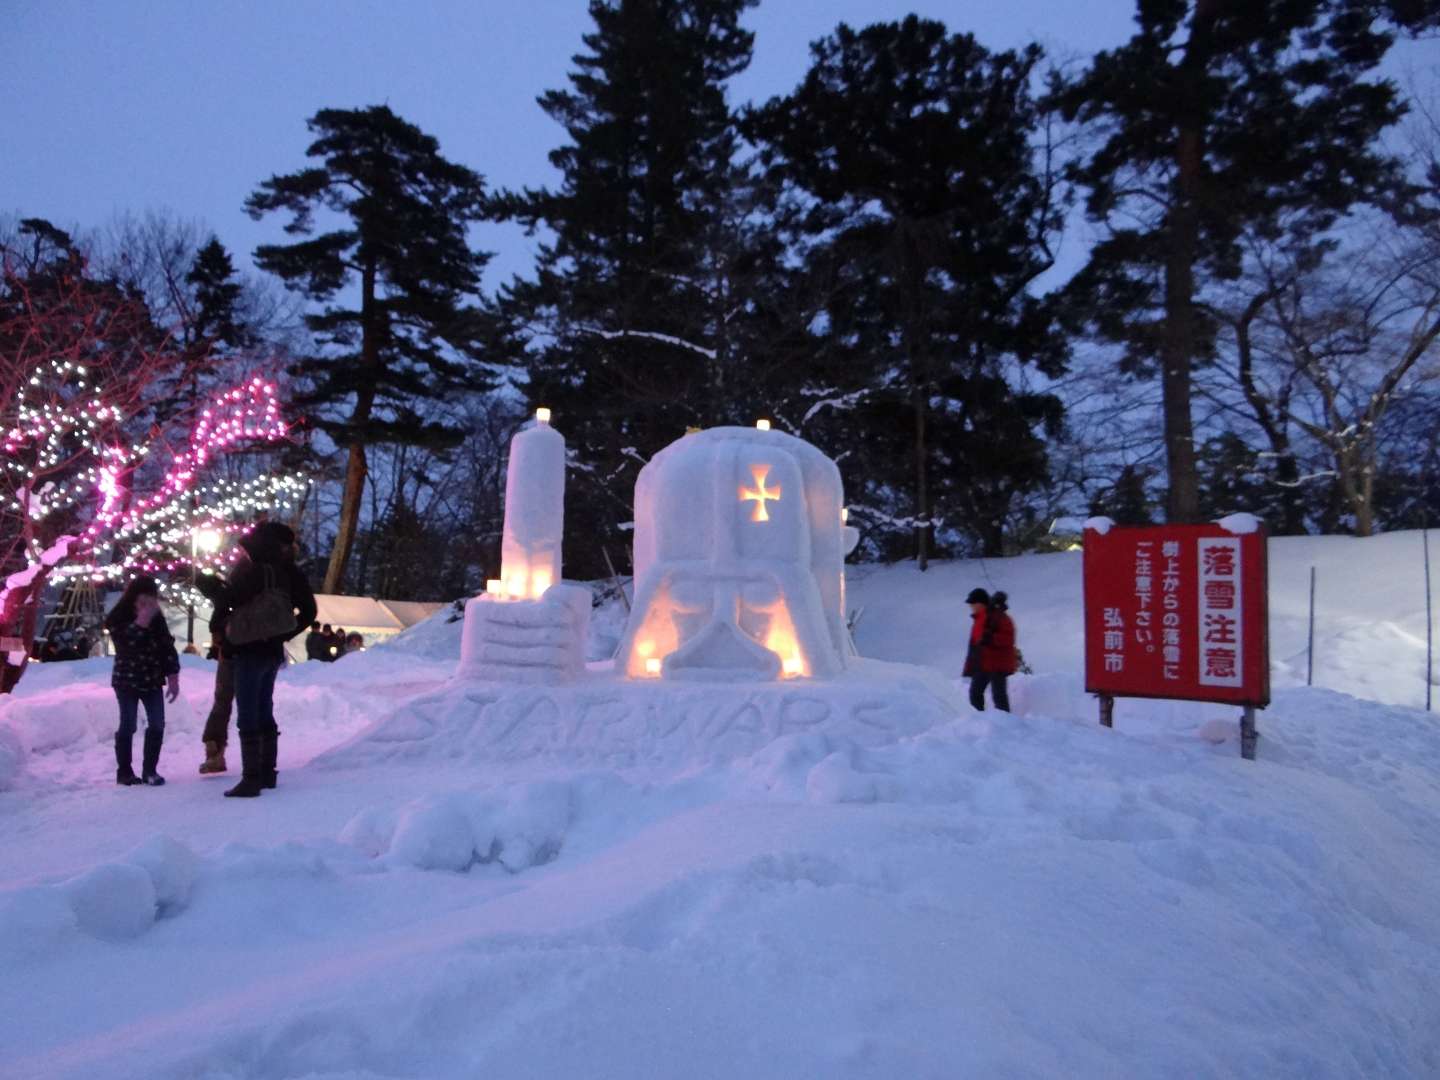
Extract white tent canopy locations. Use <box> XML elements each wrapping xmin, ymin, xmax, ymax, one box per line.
<box><xmin>289</xmin><ymin>596</ymin><xmax>445</xmax><ymax>662</ymax></box>
<box><xmin>166</xmin><ymin>595</ymin><xmax>445</xmax><ymax>661</ymax></box>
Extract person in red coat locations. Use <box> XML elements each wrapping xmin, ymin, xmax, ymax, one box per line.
<box><xmin>963</xmin><ymin>588</ymin><xmax>1017</xmax><ymax>712</ymax></box>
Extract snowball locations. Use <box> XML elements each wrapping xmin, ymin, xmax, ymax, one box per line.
<box><xmin>1216</xmin><ymin>512</ymin><xmax>1261</xmax><ymax>535</ymax></box>
<box><xmin>122</xmin><ymin>835</ymin><xmax>199</xmax><ymax>914</ymax></box>
<box><xmin>388</xmin><ymin>796</ymin><xmax>477</xmax><ymax>872</ymax></box>
<box><xmin>1082</xmin><ymin>516</ymin><xmax>1115</xmax><ymax>535</ymax></box>
<box><xmin>0</xmin><ymin>725</ymin><xmax>26</xmax><ymax>792</ymax></box>
<box><xmin>491</xmin><ymin>781</ymin><xmax>573</xmax><ymax>872</ymax></box>
<box><xmin>64</xmin><ymin>862</ymin><xmax>158</xmax><ymax>940</ymax></box>
<box><xmin>1198</xmin><ymin>717</ymin><xmax>1236</xmax><ymax>744</ymax></box>
<box><xmin>340</xmin><ymin>806</ymin><xmax>399</xmax><ymax>858</ymax></box>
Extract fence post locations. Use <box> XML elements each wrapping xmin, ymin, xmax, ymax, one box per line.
<box><xmin>1099</xmin><ymin>693</ymin><xmax>1114</xmax><ymax>729</ymax></box>
<box><xmin>1241</xmin><ymin>705</ymin><xmax>1258</xmax><ymax>761</ymax></box>
<box><xmin>1307</xmin><ymin>566</ymin><xmax>1316</xmax><ymax>688</ymax></box>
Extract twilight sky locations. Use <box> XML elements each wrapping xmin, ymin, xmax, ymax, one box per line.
<box><xmin>5</xmin><ymin>1</ymin><xmax>1142</xmax><ymax>290</ymax></box>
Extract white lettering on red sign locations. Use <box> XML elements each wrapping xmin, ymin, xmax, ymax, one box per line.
<box><xmin>1198</xmin><ymin>537</ymin><xmax>1243</xmax><ymax>688</ymax></box>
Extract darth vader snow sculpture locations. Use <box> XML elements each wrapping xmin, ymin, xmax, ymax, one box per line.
<box><xmin>616</xmin><ymin>426</ymin><xmax>850</xmax><ymax>682</ymax></box>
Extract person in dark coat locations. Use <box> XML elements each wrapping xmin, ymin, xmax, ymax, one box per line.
<box><xmin>103</xmin><ymin>575</ymin><xmax>181</xmax><ymax>785</ymax></box>
<box><xmin>304</xmin><ymin>621</ymin><xmax>326</xmax><ymax>661</ymax></box>
<box><xmin>194</xmin><ymin>570</ymin><xmax>238</xmax><ymax>775</ymax></box>
<box><xmin>962</xmin><ymin>588</ymin><xmax>1017</xmax><ymax>713</ymax></box>
<box><xmin>208</xmin><ymin>522</ymin><xmax>317</xmax><ymax>798</ymax></box>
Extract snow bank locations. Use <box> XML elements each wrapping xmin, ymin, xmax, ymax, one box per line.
<box><xmin>0</xmin><ymin>724</ymin><xmax>25</xmax><ymax>791</ymax></box>
<box><xmin>2</xmin><ymin>532</ymin><xmax>1438</xmax><ymax>1080</ymax></box>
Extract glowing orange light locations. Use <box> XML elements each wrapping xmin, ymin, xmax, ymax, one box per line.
<box><xmin>530</xmin><ymin>569</ymin><xmax>553</xmax><ymax>597</ymax></box>
<box><xmin>740</xmin><ymin>465</ymin><xmax>781</xmax><ymax>522</ymax></box>
<box><xmin>485</xmin><ymin>579</ymin><xmax>503</xmax><ymax>596</ymax></box>
<box><xmin>755</xmin><ymin>419</ymin><xmax>771</xmax><ymax>431</ymax></box>
<box><xmin>782</xmin><ymin>656</ymin><xmax>803</xmax><ymax>677</ymax></box>
<box><xmin>645</xmin><ymin>657</ymin><xmax>662</xmax><ymax>675</ymax></box>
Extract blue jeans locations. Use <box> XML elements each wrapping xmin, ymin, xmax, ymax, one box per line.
<box><xmin>233</xmin><ymin>653</ymin><xmax>281</xmax><ymax>737</ymax></box>
<box><xmin>115</xmin><ymin>686</ymin><xmax>165</xmax><ymax>737</ymax></box>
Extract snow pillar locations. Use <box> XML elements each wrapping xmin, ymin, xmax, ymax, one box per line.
<box><xmin>499</xmin><ymin>411</ymin><xmax>566</xmax><ymax>600</ymax></box>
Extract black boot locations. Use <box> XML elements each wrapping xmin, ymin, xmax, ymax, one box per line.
<box><xmin>140</xmin><ymin>727</ymin><xmax>166</xmax><ymax>786</ymax></box>
<box><xmin>260</xmin><ymin>728</ymin><xmax>279</xmax><ymax>789</ymax></box>
<box><xmin>224</xmin><ymin>733</ymin><xmax>265</xmax><ymax>798</ymax></box>
<box><xmin>115</xmin><ymin>732</ymin><xmax>140</xmax><ymax>786</ymax></box>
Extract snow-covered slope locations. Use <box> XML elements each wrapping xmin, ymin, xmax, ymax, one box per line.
<box><xmin>1</xmin><ymin>532</ymin><xmax>1437</xmax><ymax>1079</ymax></box>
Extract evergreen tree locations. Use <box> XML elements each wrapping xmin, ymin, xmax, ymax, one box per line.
<box><xmin>187</xmin><ymin>237</ymin><xmax>248</xmax><ymax>351</ymax></box>
<box><xmin>494</xmin><ymin>0</ymin><xmax>759</xmax><ymax>577</ymax></box>
<box><xmin>246</xmin><ymin>105</ymin><xmax>492</xmax><ymax>593</ymax></box>
<box><xmin>1053</xmin><ymin>0</ymin><xmax>1438</xmax><ymax>524</ymax></box>
<box><xmin>745</xmin><ymin>17</ymin><xmax>1067</xmax><ymax>563</ymax></box>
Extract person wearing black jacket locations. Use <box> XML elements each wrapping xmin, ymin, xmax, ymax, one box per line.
<box><xmin>303</xmin><ymin>621</ymin><xmax>327</xmax><ymax>662</ymax></box>
<box><xmin>103</xmin><ymin>576</ymin><xmax>181</xmax><ymax>786</ymax></box>
<box><xmin>206</xmin><ymin>522</ymin><xmax>317</xmax><ymax>798</ymax></box>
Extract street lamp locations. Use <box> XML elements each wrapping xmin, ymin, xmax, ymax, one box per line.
<box><xmin>187</xmin><ymin>527</ymin><xmax>223</xmax><ymax>647</ymax></box>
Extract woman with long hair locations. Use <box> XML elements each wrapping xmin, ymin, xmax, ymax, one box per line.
<box><xmin>103</xmin><ymin>575</ymin><xmax>181</xmax><ymax>785</ymax></box>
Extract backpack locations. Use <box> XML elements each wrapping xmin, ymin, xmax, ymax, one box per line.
<box><xmin>226</xmin><ymin>564</ymin><xmax>297</xmax><ymax>646</ymax></box>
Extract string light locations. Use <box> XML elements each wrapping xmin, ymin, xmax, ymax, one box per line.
<box><xmin>4</xmin><ymin>372</ymin><xmax>301</xmax><ymax>601</ymax></box>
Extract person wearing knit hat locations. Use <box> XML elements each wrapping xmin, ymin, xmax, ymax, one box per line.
<box><xmin>963</xmin><ymin>588</ymin><xmax>1017</xmax><ymax>712</ymax></box>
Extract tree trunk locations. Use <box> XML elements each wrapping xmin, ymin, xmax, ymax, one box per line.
<box><xmin>0</xmin><ymin>575</ymin><xmax>46</xmax><ymax>695</ymax></box>
<box><xmin>914</xmin><ymin>392</ymin><xmax>929</xmax><ymax>571</ymax></box>
<box><xmin>324</xmin><ymin>440</ymin><xmax>368</xmax><ymax>593</ymax></box>
<box><xmin>1273</xmin><ymin>450</ymin><xmax>1307</xmax><ymax>535</ymax></box>
<box><xmin>1159</xmin><ymin>0</ymin><xmax>1219</xmax><ymax>525</ymax></box>
<box><xmin>322</xmin><ymin>256</ymin><xmax>380</xmax><ymax>594</ymax></box>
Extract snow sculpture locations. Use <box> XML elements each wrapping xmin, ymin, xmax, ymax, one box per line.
<box><xmin>499</xmin><ymin>408</ymin><xmax>565</xmax><ymax>601</ymax></box>
<box><xmin>456</xmin><ymin>410</ymin><xmax>590</xmax><ymax>684</ymax></box>
<box><xmin>616</xmin><ymin>425</ymin><xmax>850</xmax><ymax>682</ymax></box>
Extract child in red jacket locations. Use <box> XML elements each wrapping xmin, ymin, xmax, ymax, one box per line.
<box><xmin>963</xmin><ymin>588</ymin><xmax>1017</xmax><ymax>712</ymax></box>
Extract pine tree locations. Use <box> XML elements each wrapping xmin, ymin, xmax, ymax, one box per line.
<box><xmin>187</xmin><ymin>238</ymin><xmax>248</xmax><ymax>351</ymax></box>
<box><xmin>1053</xmin><ymin>0</ymin><xmax>1438</xmax><ymax>523</ymax></box>
<box><xmin>745</xmin><ymin>17</ymin><xmax>1067</xmax><ymax>563</ymax></box>
<box><xmin>246</xmin><ymin>105</ymin><xmax>492</xmax><ymax>593</ymax></box>
<box><xmin>494</xmin><ymin>0</ymin><xmax>759</xmax><ymax>577</ymax></box>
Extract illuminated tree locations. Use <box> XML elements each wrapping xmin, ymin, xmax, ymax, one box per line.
<box><xmin>1</xmin><ymin>222</ymin><xmax>301</xmax><ymax>692</ymax></box>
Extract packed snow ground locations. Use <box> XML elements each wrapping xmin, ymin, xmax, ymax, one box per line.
<box><xmin>1</xmin><ymin>532</ymin><xmax>1438</xmax><ymax>1079</ymax></box>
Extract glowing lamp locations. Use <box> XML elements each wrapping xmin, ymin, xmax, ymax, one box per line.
<box><xmin>530</xmin><ymin>568</ymin><xmax>553</xmax><ymax>597</ymax></box>
<box><xmin>506</xmin><ymin>575</ymin><xmax>526</xmax><ymax>598</ymax></box>
<box><xmin>644</xmin><ymin>657</ymin><xmax>662</xmax><ymax>676</ymax></box>
<box><xmin>841</xmin><ymin>507</ymin><xmax>848</xmax><ymax>524</ymax></box>
<box><xmin>755</xmin><ymin>419</ymin><xmax>771</xmax><ymax>431</ymax></box>
<box><xmin>782</xmin><ymin>656</ymin><xmax>803</xmax><ymax>677</ymax></box>
<box><xmin>486</xmin><ymin>579</ymin><xmax>503</xmax><ymax>596</ymax></box>
<box><xmin>536</xmin><ymin>407</ymin><xmax>551</xmax><ymax>425</ymax></box>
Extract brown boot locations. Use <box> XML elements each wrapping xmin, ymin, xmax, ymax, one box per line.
<box><xmin>199</xmin><ymin>740</ymin><xmax>227</xmax><ymax>775</ymax></box>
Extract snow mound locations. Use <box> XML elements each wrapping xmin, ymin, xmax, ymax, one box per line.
<box><xmin>0</xmin><ymin>724</ymin><xmax>25</xmax><ymax>791</ymax></box>
<box><xmin>314</xmin><ymin>658</ymin><xmax>963</xmax><ymax>771</ymax></box>
<box><xmin>345</xmin><ymin>780</ymin><xmax>575</xmax><ymax>874</ymax></box>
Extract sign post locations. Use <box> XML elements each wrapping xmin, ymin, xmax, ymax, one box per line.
<box><xmin>1083</xmin><ymin>521</ymin><xmax>1270</xmax><ymax>759</ymax></box>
